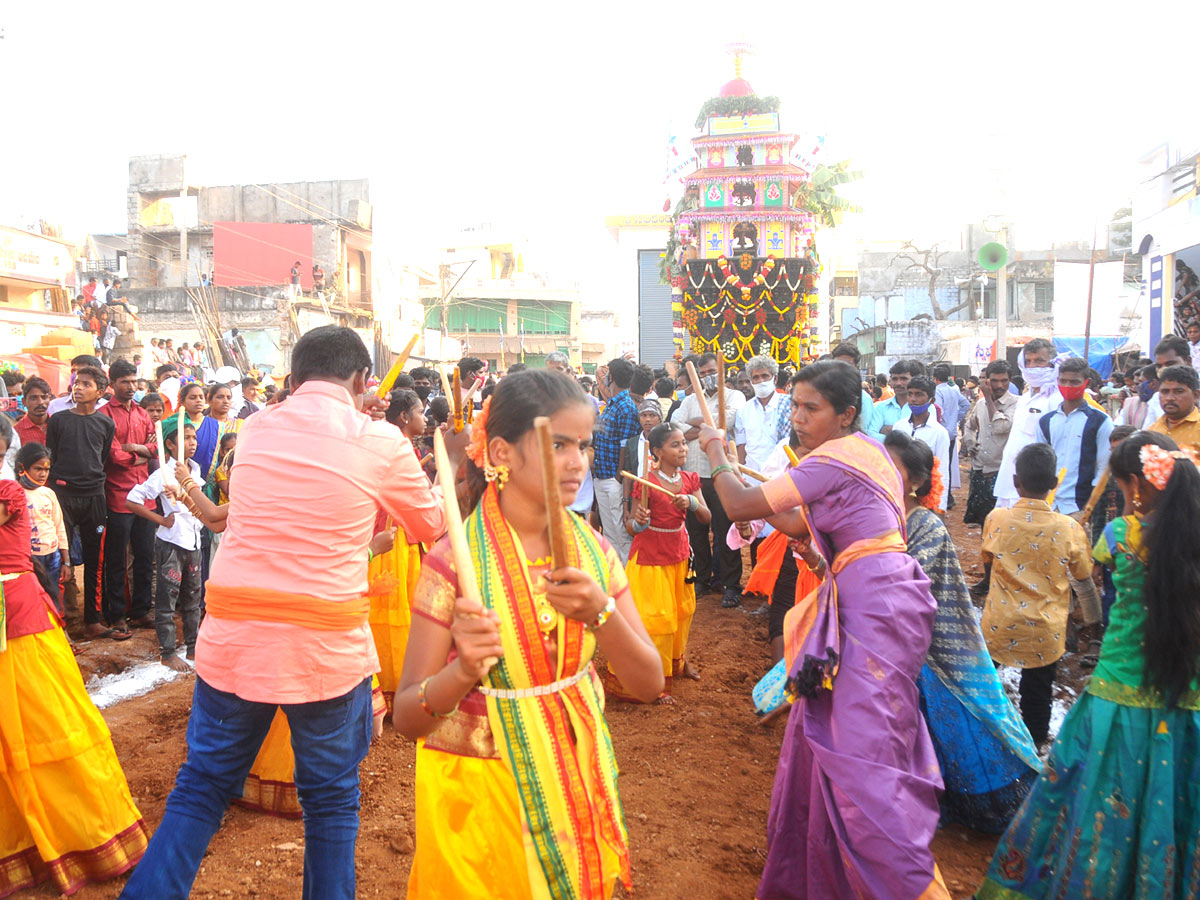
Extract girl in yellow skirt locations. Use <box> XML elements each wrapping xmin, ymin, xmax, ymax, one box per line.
<box><xmin>610</xmin><ymin>422</ymin><xmax>708</xmax><ymax>703</ymax></box>
<box><xmin>0</xmin><ymin>479</ymin><xmax>149</xmax><ymax>896</ymax></box>
<box><xmin>394</xmin><ymin>370</ymin><xmax>664</xmax><ymax>900</ymax></box>
<box><xmin>368</xmin><ymin>389</ymin><xmax>429</xmax><ymax>714</ymax></box>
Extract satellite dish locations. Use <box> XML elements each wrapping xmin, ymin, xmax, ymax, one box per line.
<box><xmin>978</xmin><ymin>242</ymin><xmax>1008</xmax><ymax>272</ymax></box>
<box><xmin>1137</xmin><ymin>234</ymin><xmax>1154</xmax><ymax>255</ymax></box>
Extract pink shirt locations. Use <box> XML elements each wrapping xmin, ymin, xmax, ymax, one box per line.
<box><xmin>196</xmin><ymin>380</ymin><xmax>445</xmax><ymax>703</ymax></box>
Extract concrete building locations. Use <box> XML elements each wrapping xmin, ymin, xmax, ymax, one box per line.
<box><xmin>419</xmin><ymin>230</ymin><xmax>592</xmax><ymax>371</ymax></box>
<box><xmin>0</xmin><ymin>224</ymin><xmax>92</xmax><ymax>365</ymax></box>
<box><xmin>111</xmin><ymin>154</ymin><xmax>379</xmax><ymax>374</ymax></box>
<box><xmin>834</xmin><ymin>223</ymin><xmax>1141</xmax><ymax>374</ymax></box>
<box><xmin>1133</xmin><ymin>134</ymin><xmax>1200</xmax><ymax>348</ymax></box>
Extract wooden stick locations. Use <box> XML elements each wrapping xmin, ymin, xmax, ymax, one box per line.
<box><xmin>376</xmin><ymin>333</ymin><xmax>420</xmax><ymax>398</ymax></box>
<box><xmin>738</xmin><ymin>464</ymin><xmax>767</xmax><ymax>482</ymax></box>
<box><xmin>785</xmin><ymin>446</ymin><xmax>801</xmax><ymax>467</ymax></box>
<box><xmin>534</xmin><ymin>417</ymin><xmax>571</xmax><ymax>572</ymax></box>
<box><xmin>451</xmin><ymin>367</ymin><xmax>464</xmax><ymax>433</ymax></box>
<box><xmin>717</xmin><ymin>356</ymin><xmax>727</xmax><ymax>432</ymax></box>
<box><xmin>639</xmin><ymin>440</ymin><xmax>651</xmax><ymax>505</ymax></box>
<box><xmin>1079</xmin><ymin>468</ymin><xmax>1111</xmax><ymax>526</ymax></box>
<box><xmin>621</xmin><ymin>470</ymin><xmax>676</xmax><ymax>498</ymax></box>
<box><xmin>438</xmin><ymin>365</ymin><xmax>454</xmax><ymax>405</ymax></box>
<box><xmin>418</xmin><ymin>453</ymin><xmax>433</xmax><ymax>467</ymax></box>
<box><xmin>684</xmin><ymin>361</ymin><xmax>716</xmax><ymax>428</ymax></box>
<box><xmin>432</xmin><ymin>429</ymin><xmax>495</xmax><ymax>670</ymax></box>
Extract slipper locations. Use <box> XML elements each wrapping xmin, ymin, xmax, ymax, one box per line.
<box><xmin>83</xmin><ymin>626</ymin><xmax>114</xmax><ymax>640</ymax></box>
<box><xmin>1080</xmin><ymin>639</ymin><xmax>1102</xmax><ymax>670</ymax></box>
<box><xmin>110</xmin><ymin>627</ymin><xmax>134</xmax><ymax>641</ymax></box>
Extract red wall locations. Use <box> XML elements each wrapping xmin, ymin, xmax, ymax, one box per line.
<box><xmin>213</xmin><ymin>222</ymin><xmax>314</xmax><ymax>288</ymax></box>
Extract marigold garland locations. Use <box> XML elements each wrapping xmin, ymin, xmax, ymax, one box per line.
<box><xmin>466</xmin><ymin>395</ymin><xmax>491</xmax><ymax>468</ymax></box>
<box><xmin>919</xmin><ymin>456</ymin><xmax>944</xmax><ymax>512</ymax></box>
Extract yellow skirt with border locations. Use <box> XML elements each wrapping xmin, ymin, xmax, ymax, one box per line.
<box><xmin>606</xmin><ymin>555</ymin><xmax>694</xmax><ymax>699</ymax></box>
<box><xmin>0</xmin><ymin>618</ymin><xmax>148</xmax><ymax>897</ymax></box>
<box><xmin>368</xmin><ymin>538</ymin><xmax>421</xmax><ymax>712</ymax></box>
<box><xmin>406</xmin><ymin>743</ymin><xmax>623</xmax><ymax>900</ymax></box>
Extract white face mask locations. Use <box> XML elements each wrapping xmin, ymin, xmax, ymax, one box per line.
<box><xmin>753</xmin><ymin>380</ymin><xmax>775</xmax><ymax>399</ymax></box>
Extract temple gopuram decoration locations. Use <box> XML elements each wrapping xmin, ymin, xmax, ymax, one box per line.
<box><xmin>662</xmin><ymin>46</ymin><xmax>859</xmax><ymax>368</ymax></box>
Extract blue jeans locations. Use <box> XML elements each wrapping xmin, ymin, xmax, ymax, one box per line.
<box><xmin>120</xmin><ymin>676</ymin><xmax>373</xmax><ymax>900</ymax></box>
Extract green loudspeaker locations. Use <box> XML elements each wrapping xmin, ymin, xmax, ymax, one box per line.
<box><xmin>978</xmin><ymin>242</ymin><xmax>1008</xmax><ymax>271</ymax></box>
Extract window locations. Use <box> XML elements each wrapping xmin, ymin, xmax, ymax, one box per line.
<box><xmin>1004</xmin><ymin>280</ymin><xmax>1018</xmax><ymax>318</ymax></box>
<box><xmin>1034</xmin><ymin>282</ymin><xmax>1053</xmax><ymax>314</ymax></box>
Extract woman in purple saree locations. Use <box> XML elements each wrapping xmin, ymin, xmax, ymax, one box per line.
<box><xmin>700</xmin><ymin>361</ymin><xmax>949</xmax><ymax>900</ymax></box>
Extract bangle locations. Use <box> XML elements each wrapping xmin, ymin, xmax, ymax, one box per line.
<box><xmin>700</xmin><ymin>433</ymin><xmax>725</xmax><ymax>453</ymax></box>
<box><xmin>710</xmin><ymin>463</ymin><xmax>736</xmax><ymax>479</ymax></box>
<box><xmin>367</xmin><ymin>548</ymin><xmax>375</xmax><ymax>563</ymax></box>
<box><xmin>417</xmin><ymin>676</ymin><xmax>454</xmax><ymax>718</ymax></box>
<box><xmin>687</xmin><ymin>494</ymin><xmax>699</xmax><ymax>512</ymax></box>
<box><xmin>805</xmin><ymin>555</ymin><xmax>826</xmax><ymax>574</ymax></box>
<box><xmin>631</xmin><ymin>519</ymin><xmax>649</xmax><ymax>533</ymax></box>
<box><xmin>588</xmin><ymin>595</ymin><xmax>617</xmax><ymax>631</ymax></box>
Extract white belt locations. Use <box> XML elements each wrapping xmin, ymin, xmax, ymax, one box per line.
<box><xmin>648</xmin><ymin>524</ymin><xmax>684</xmax><ymax>534</ymax></box>
<box><xmin>479</xmin><ymin>667</ymin><xmax>589</xmax><ymax>700</ymax></box>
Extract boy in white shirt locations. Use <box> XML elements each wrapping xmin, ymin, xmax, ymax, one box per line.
<box><xmin>126</xmin><ymin>417</ymin><xmax>203</xmax><ymax>672</ymax></box>
<box><xmin>894</xmin><ymin>375</ymin><xmax>951</xmax><ymax>510</ymax></box>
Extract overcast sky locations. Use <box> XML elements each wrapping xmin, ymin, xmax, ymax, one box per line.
<box><xmin>2</xmin><ymin>0</ymin><xmax>1196</xmax><ymax>283</ymax></box>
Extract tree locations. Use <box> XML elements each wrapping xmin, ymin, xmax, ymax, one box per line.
<box><xmin>790</xmin><ymin>161</ymin><xmax>863</xmax><ymax>228</ymax></box>
<box><xmin>891</xmin><ymin>241</ymin><xmax>977</xmax><ymax>320</ymax></box>
<box><xmin>1109</xmin><ymin>205</ymin><xmax>1133</xmax><ymax>255</ymax></box>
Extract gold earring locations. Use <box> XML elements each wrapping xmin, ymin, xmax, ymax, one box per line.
<box><xmin>1132</xmin><ymin>484</ymin><xmax>1143</xmax><ymax>511</ymax></box>
<box><xmin>482</xmin><ymin>443</ymin><xmax>510</xmax><ymax>490</ymax></box>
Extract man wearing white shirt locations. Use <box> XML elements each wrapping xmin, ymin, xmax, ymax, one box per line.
<box><xmin>994</xmin><ymin>339</ymin><xmax>1062</xmax><ymax>508</ymax></box>
<box><xmin>1187</xmin><ymin>323</ymin><xmax>1200</xmax><ymax>370</ymax></box>
<box><xmin>734</xmin><ymin>355</ymin><xmax>788</xmax><ymax>472</ymax></box>
<box><xmin>893</xmin><ymin>376</ymin><xmax>951</xmax><ymax>510</ymax></box>
<box><xmin>670</xmin><ymin>352</ymin><xmax>746</xmax><ymax>606</ymax></box>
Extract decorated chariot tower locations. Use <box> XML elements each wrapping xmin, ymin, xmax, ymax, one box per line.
<box><xmin>663</xmin><ymin>46</ymin><xmax>856</xmax><ymax>368</ymax></box>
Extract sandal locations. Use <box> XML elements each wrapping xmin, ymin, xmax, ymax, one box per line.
<box><xmin>1080</xmin><ymin>639</ymin><xmax>1102</xmax><ymax>670</ymax></box>
<box><xmin>109</xmin><ymin>627</ymin><xmax>133</xmax><ymax>641</ymax></box>
<box><xmin>83</xmin><ymin>625</ymin><xmax>114</xmax><ymax>640</ymax></box>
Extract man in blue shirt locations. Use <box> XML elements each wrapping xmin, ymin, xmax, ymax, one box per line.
<box><xmin>877</xmin><ymin>359</ymin><xmax>923</xmax><ymax>434</ymax></box>
<box><xmin>592</xmin><ymin>357</ymin><xmax>640</xmax><ymax>562</ymax></box>
<box><xmin>831</xmin><ymin>343</ymin><xmax>883</xmax><ymax>440</ymax></box>
<box><xmin>1036</xmin><ymin>356</ymin><xmax>1113</xmax><ymax>515</ymax></box>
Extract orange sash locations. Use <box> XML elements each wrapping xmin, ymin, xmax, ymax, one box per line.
<box><xmin>782</xmin><ymin>530</ymin><xmax>908</xmax><ymax>685</ymax></box>
<box><xmin>205</xmin><ymin>584</ymin><xmax>370</xmax><ymax>631</ymax></box>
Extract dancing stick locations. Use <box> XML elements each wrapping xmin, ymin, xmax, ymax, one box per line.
<box><xmin>717</xmin><ymin>356</ymin><xmax>727</xmax><ymax>433</ymax></box>
<box><xmin>784</xmin><ymin>445</ymin><xmax>801</xmax><ymax>467</ymax></box>
<box><xmin>155</xmin><ymin>420</ymin><xmax>167</xmax><ymax>473</ymax></box>
<box><xmin>418</xmin><ymin>453</ymin><xmax>433</xmax><ymax>468</ymax></box>
<box><xmin>638</xmin><ymin>440</ymin><xmax>651</xmax><ymax>505</ymax></box>
<box><xmin>534</xmin><ymin>417</ymin><xmax>571</xmax><ymax>572</ymax></box>
<box><xmin>621</xmin><ymin>470</ymin><xmax>677</xmax><ymax>498</ymax></box>
<box><xmin>738</xmin><ymin>464</ymin><xmax>767</xmax><ymax>482</ymax></box>
<box><xmin>376</xmin><ymin>333</ymin><xmax>420</xmax><ymax>398</ymax></box>
<box><xmin>1078</xmin><ymin>469</ymin><xmax>1111</xmax><ymax>526</ymax></box>
<box><xmin>438</xmin><ymin>365</ymin><xmax>454</xmax><ymax>405</ymax></box>
<box><xmin>451</xmin><ymin>368</ymin><xmax>464</xmax><ymax>433</ymax></box>
<box><xmin>684</xmin><ymin>361</ymin><xmax>716</xmax><ymax>428</ymax></box>
<box><xmin>432</xmin><ymin>429</ymin><xmax>495</xmax><ymax>670</ymax></box>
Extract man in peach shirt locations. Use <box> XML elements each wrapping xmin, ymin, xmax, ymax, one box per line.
<box><xmin>122</xmin><ymin>327</ymin><xmax>467</xmax><ymax>900</ymax></box>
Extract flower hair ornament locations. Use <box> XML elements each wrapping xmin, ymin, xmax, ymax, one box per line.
<box><xmin>465</xmin><ymin>396</ymin><xmax>509</xmax><ymax>488</ymax></box>
<box><xmin>919</xmin><ymin>455</ymin><xmax>944</xmax><ymax>512</ymax></box>
<box><xmin>1139</xmin><ymin>443</ymin><xmax>1199</xmax><ymax>490</ymax></box>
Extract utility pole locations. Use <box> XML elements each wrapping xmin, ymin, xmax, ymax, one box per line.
<box><xmin>1083</xmin><ymin>220</ymin><xmax>1098</xmax><ymax>367</ymax></box>
<box><xmin>179</xmin><ymin>156</ymin><xmax>189</xmax><ymax>288</ymax></box>
<box><xmin>997</xmin><ymin>229</ymin><xmax>1007</xmax><ymax>363</ymax></box>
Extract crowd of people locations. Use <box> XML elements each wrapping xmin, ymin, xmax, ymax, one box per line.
<box><xmin>2</xmin><ymin>324</ymin><xmax>1199</xmax><ymax>900</ymax></box>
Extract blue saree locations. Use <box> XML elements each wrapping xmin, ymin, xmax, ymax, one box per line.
<box><xmin>906</xmin><ymin>506</ymin><xmax>1040</xmax><ymax>833</ymax></box>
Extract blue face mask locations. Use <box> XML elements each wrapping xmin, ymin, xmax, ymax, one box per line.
<box><xmin>133</xmin><ymin>390</ymin><xmax>146</xmax><ymax>403</ymax></box>
<box><xmin>909</xmin><ymin>402</ymin><xmax>931</xmax><ymax>416</ymax></box>
<box><xmin>1138</xmin><ymin>382</ymin><xmax>1155</xmax><ymax>402</ymax></box>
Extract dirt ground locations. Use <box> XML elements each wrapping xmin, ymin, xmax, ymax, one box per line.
<box><xmin>51</xmin><ymin>481</ymin><xmax>1043</xmax><ymax>900</ymax></box>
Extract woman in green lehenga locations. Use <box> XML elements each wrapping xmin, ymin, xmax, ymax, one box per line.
<box><xmin>977</xmin><ymin>431</ymin><xmax>1200</xmax><ymax>899</ymax></box>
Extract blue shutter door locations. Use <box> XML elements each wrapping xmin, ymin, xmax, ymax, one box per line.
<box><xmin>638</xmin><ymin>249</ymin><xmax>674</xmax><ymax>367</ymax></box>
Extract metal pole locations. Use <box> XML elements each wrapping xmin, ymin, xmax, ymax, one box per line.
<box><xmin>996</xmin><ymin>228</ymin><xmax>1007</xmax><ymax>362</ymax></box>
<box><xmin>1083</xmin><ymin>220</ymin><xmax>1098</xmax><ymax>367</ymax></box>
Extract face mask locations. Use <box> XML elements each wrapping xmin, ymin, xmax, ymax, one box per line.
<box><xmin>701</xmin><ymin>374</ymin><xmax>719</xmax><ymax>394</ymax></box>
<box><xmin>414</xmin><ymin>385</ymin><xmax>431</xmax><ymax>402</ymax></box>
<box><xmin>1138</xmin><ymin>382</ymin><xmax>1156</xmax><ymax>402</ymax></box>
<box><xmin>1059</xmin><ymin>383</ymin><xmax>1087</xmax><ymax>401</ymax></box>
<box><xmin>1018</xmin><ymin>353</ymin><xmax>1059</xmax><ymax>390</ymax></box>
<box><xmin>909</xmin><ymin>402</ymin><xmax>931</xmax><ymax>416</ymax></box>
<box><xmin>16</xmin><ymin>473</ymin><xmax>39</xmax><ymax>491</ymax></box>
<box><xmin>753</xmin><ymin>381</ymin><xmax>775</xmax><ymax>400</ymax></box>
<box><xmin>133</xmin><ymin>390</ymin><xmax>146</xmax><ymax>403</ymax></box>
<box><xmin>675</xmin><ymin>389</ymin><xmax>685</xmax><ymax>401</ymax></box>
